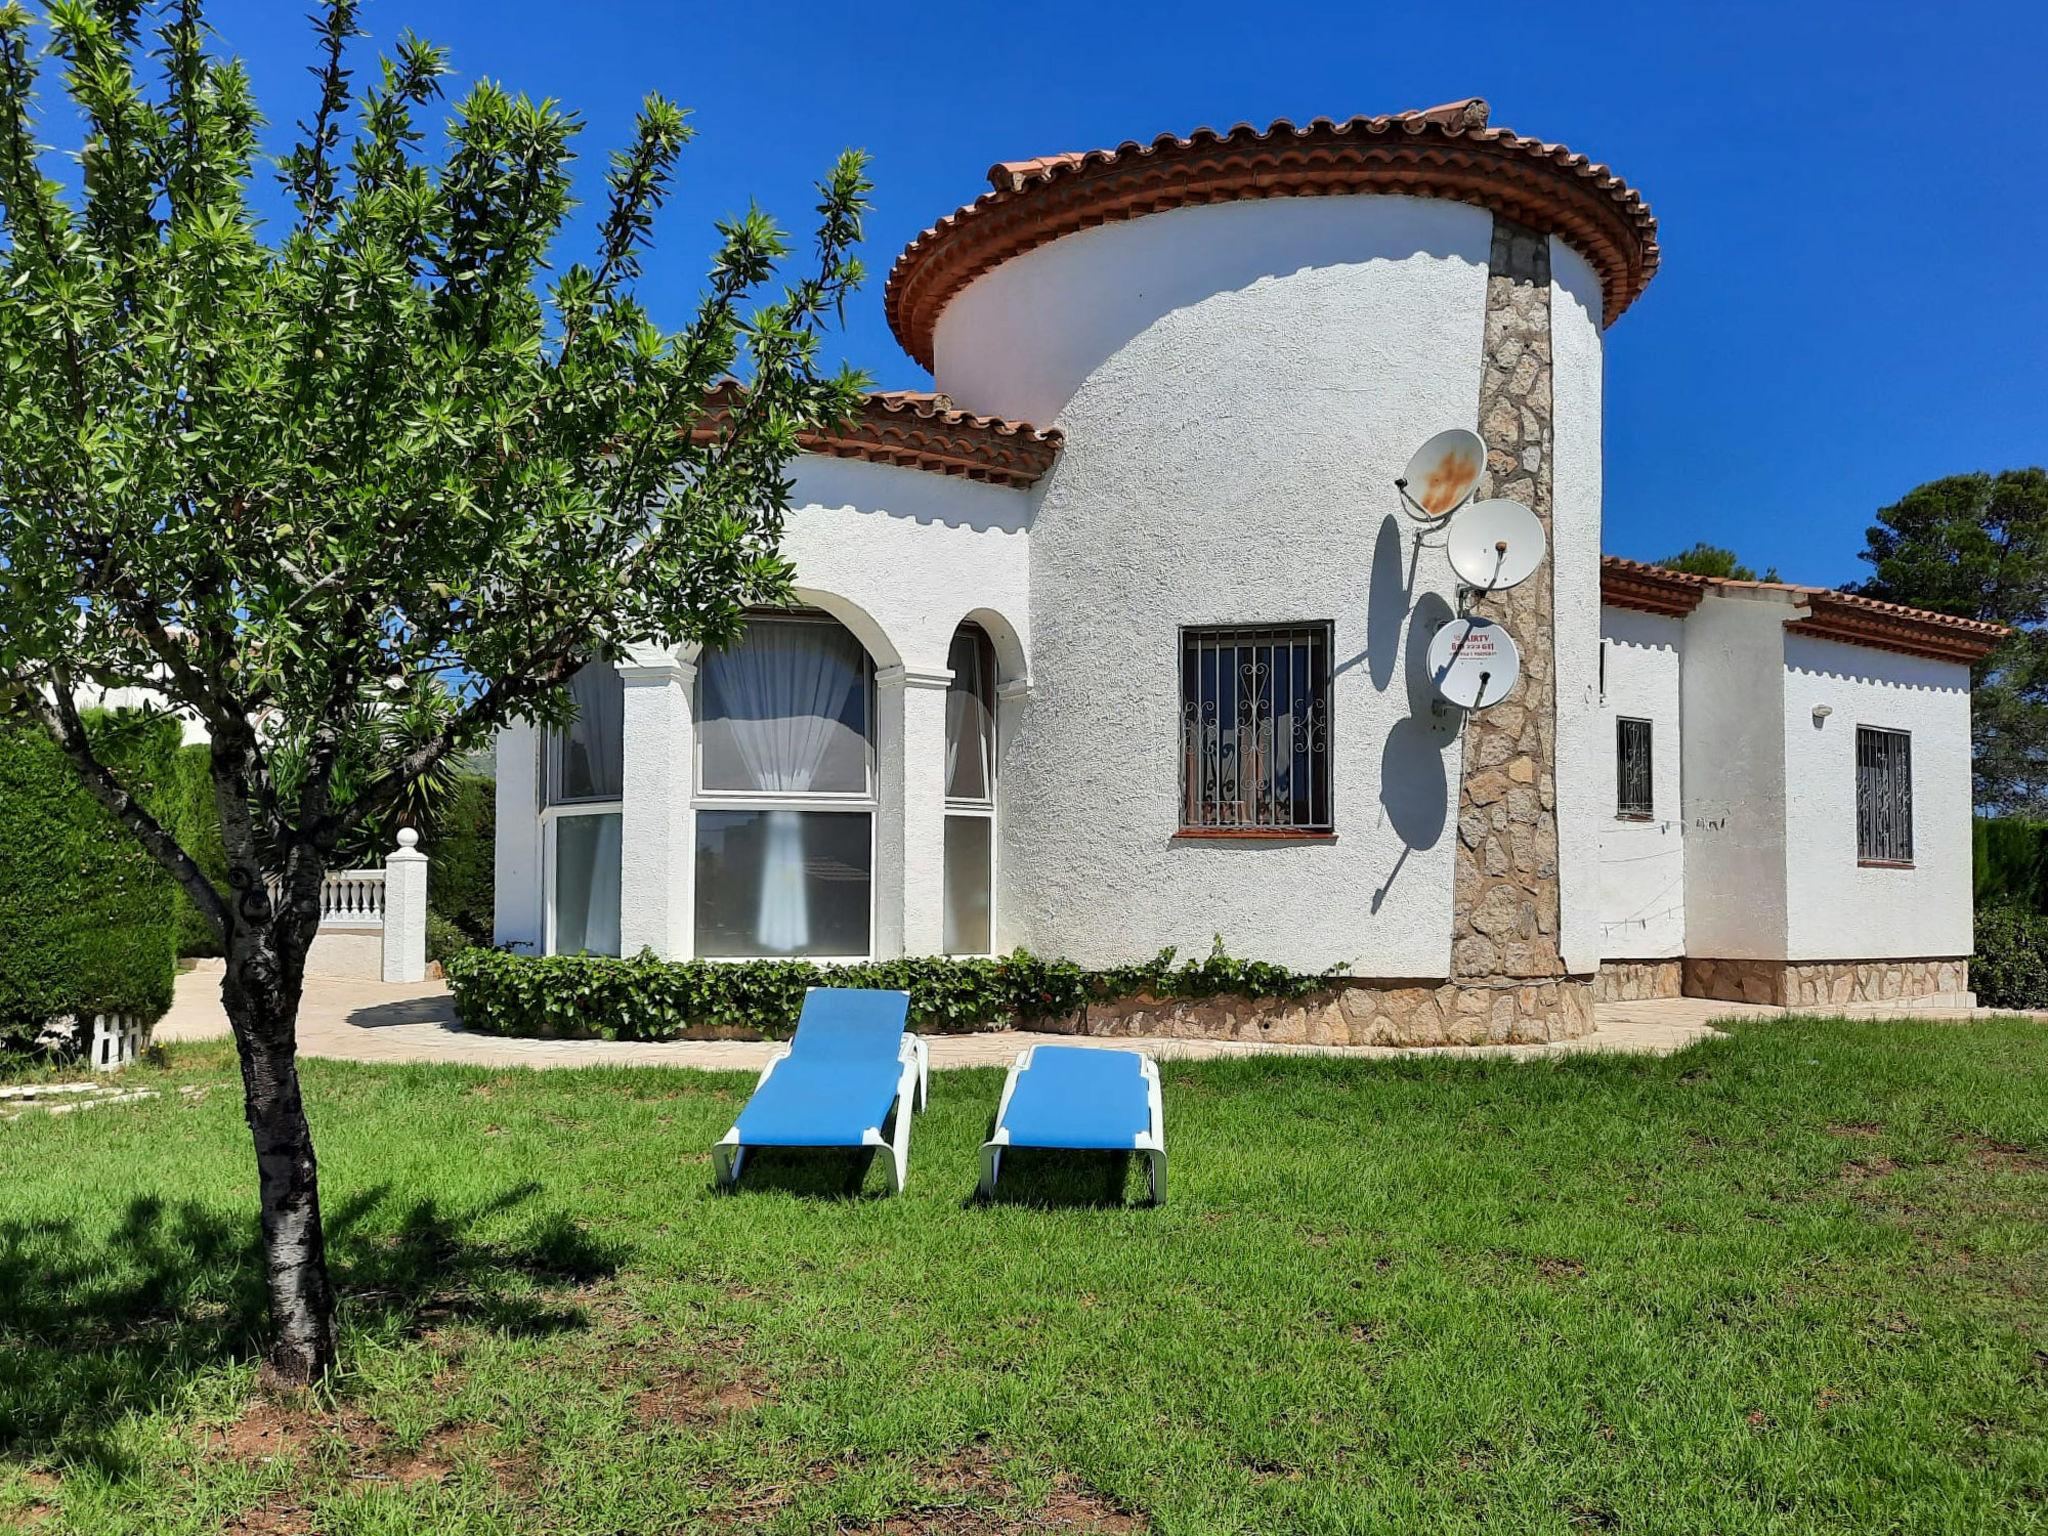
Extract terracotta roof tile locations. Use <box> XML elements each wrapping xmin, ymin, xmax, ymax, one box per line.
<box><xmin>695</xmin><ymin>386</ymin><xmax>1061</xmax><ymax>489</ymax></box>
<box><xmin>888</xmin><ymin>99</ymin><xmax>1659</xmax><ymax>370</ymax></box>
<box><xmin>1599</xmin><ymin>555</ymin><xmax>2007</xmax><ymax>663</ymax></box>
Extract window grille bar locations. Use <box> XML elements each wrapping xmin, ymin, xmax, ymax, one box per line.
<box><xmin>1180</xmin><ymin>624</ymin><xmax>1331</xmax><ymax>832</ymax></box>
<box><xmin>1616</xmin><ymin>717</ymin><xmax>1653</xmax><ymax>818</ymax></box>
<box><xmin>1856</xmin><ymin>726</ymin><xmax>1912</xmax><ymax>863</ymax></box>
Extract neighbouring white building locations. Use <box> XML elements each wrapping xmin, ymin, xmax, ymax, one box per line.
<box><xmin>493</xmin><ymin>99</ymin><xmax>2002</xmax><ymax>1041</ymax></box>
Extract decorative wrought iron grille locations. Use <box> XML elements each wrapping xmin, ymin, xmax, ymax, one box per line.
<box><xmin>1180</xmin><ymin>624</ymin><xmax>1332</xmax><ymax>831</ymax></box>
<box><xmin>1856</xmin><ymin>726</ymin><xmax>1913</xmax><ymax>863</ymax></box>
<box><xmin>1616</xmin><ymin>716</ymin><xmax>1653</xmax><ymax>818</ymax></box>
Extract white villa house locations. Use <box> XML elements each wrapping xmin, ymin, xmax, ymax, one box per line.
<box><xmin>492</xmin><ymin>99</ymin><xmax>2003</xmax><ymax>1043</ymax></box>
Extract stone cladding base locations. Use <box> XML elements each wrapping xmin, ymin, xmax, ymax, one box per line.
<box><xmin>1038</xmin><ymin>978</ymin><xmax>1597</xmax><ymax>1049</ymax></box>
<box><xmin>1679</xmin><ymin>957</ymin><xmax>1971</xmax><ymax>1008</ymax></box>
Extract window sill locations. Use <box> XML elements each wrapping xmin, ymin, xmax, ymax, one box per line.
<box><xmin>1614</xmin><ymin>812</ymin><xmax>1655</xmax><ymax>823</ymax></box>
<box><xmin>1173</xmin><ymin>828</ymin><xmax>1337</xmax><ymax>843</ymax></box>
<box><xmin>1857</xmin><ymin>858</ymin><xmax>1916</xmax><ymax>870</ymax></box>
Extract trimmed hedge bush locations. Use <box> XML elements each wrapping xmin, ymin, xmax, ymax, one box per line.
<box><xmin>0</xmin><ymin>713</ymin><xmax>181</xmax><ymax>1051</ymax></box>
<box><xmin>1973</xmin><ymin>904</ymin><xmax>2048</xmax><ymax>1011</ymax></box>
<box><xmin>156</xmin><ymin>742</ymin><xmax>228</xmax><ymax>958</ymax></box>
<box><xmin>443</xmin><ymin>941</ymin><xmax>1338</xmax><ymax>1041</ymax></box>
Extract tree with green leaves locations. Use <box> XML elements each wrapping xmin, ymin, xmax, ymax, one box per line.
<box><xmin>1655</xmin><ymin>541</ymin><xmax>1779</xmax><ymax>584</ymax></box>
<box><xmin>1853</xmin><ymin>470</ymin><xmax>2048</xmax><ymax>814</ymax></box>
<box><xmin>0</xmin><ymin>0</ymin><xmax>869</xmax><ymax>1382</ymax></box>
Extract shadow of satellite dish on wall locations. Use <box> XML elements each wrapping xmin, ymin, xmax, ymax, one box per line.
<box><xmin>1371</xmin><ymin>717</ymin><xmax>1449</xmax><ymax>914</ymax></box>
<box><xmin>1371</xmin><ymin>593</ymin><xmax>1458</xmax><ymax>914</ymax></box>
<box><xmin>1365</xmin><ymin>514</ymin><xmax>1410</xmax><ymax>692</ymax></box>
<box><xmin>1405</xmin><ymin>591</ymin><xmax>1456</xmax><ymax>720</ymax></box>
<box><xmin>1380</xmin><ymin>716</ymin><xmax>1448</xmax><ymax>853</ymax></box>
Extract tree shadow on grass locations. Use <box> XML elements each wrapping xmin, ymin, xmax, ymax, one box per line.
<box><xmin>0</xmin><ymin>1181</ymin><xmax>626</xmax><ymax>1472</ymax></box>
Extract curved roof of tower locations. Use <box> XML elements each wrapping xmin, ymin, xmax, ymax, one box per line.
<box><xmin>884</xmin><ymin>98</ymin><xmax>1660</xmax><ymax>372</ymax></box>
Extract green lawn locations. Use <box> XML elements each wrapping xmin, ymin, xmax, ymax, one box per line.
<box><xmin>1</xmin><ymin>1018</ymin><xmax>2044</xmax><ymax>1535</ymax></box>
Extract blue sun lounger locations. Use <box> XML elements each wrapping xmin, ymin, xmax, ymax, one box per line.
<box><xmin>979</xmin><ymin>1045</ymin><xmax>1166</xmax><ymax>1205</ymax></box>
<box><xmin>711</xmin><ymin>988</ymin><xmax>928</xmax><ymax>1193</ymax></box>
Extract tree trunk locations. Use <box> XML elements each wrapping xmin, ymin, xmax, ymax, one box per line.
<box><xmin>222</xmin><ymin>916</ymin><xmax>338</xmax><ymax>1384</ymax></box>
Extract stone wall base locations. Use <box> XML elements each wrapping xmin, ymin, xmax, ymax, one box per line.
<box><xmin>1592</xmin><ymin>960</ymin><xmax>1683</xmax><ymax>1002</ymax></box>
<box><xmin>1044</xmin><ymin>977</ymin><xmax>1597</xmax><ymax>1049</ymax></box>
<box><xmin>1681</xmin><ymin>957</ymin><xmax>1972</xmax><ymax>1008</ymax></box>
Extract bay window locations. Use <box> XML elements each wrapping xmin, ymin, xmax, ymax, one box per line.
<box><xmin>943</xmin><ymin>623</ymin><xmax>998</xmax><ymax>954</ymax></box>
<box><xmin>543</xmin><ymin>659</ymin><xmax>624</xmax><ymax>956</ymax></box>
<box><xmin>694</xmin><ymin>614</ymin><xmax>875</xmax><ymax>957</ymax></box>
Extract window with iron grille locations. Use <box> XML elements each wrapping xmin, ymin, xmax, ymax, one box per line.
<box><xmin>1616</xmin><ymin>717</ymin><xmax>1653</xmax><ymax>819</ymax></box>
<box><xmin>1179</xmin><ymin>624</ymin><xmax>1331</xmax><ymax>832</ymax></box>
<box><xmin>1856</xmin><ymin>726</ymin><xmax>1913</xmax><ymax>864</ymax></box>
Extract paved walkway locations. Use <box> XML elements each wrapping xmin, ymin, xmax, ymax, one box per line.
<box><xmin>156</xmin><ymin>964</ymin><xmax>2034</xmax><ymax>1073</ymax></box>
<box><xmin>154</xmin><ymin>962</ymin><xmax>1733</xmax><ymax>1070</ymax></box>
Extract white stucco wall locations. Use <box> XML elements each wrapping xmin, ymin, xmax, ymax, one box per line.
<box><xmin>1679</xmin><ymin>592</ymin><xmax>1795</xmax><ymax>959</ymax></box>
<box><xmin>1549</xmin><ymin>240</ymin><xmax>1607</xmax><ymax>975</ymax></box>
<box><xmin>1781</xmin><ymin>634</ymin><xmax>1973</xmax><ymax>960</ymax></box>
<box><xmin>780</xmin><ymin>456</ymin><xmax>1033</xmax><ymax>680</ymax></box>
<box><xmin>1597</xmin><ymin>607</ymin><xmax>1686</xmax><ymax>959</ymax></box>
<box><xmin>940</xmin><ymin>195</ymin><xmax>1498</xmax><ymax>973</ymax></box>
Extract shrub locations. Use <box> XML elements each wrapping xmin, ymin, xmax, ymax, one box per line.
<box><xmin>1974</xmin><ymin>816</ymin><xmax>2048</xmax><ymax>914</ymax></box>
<box><xmin>1973</xmin><ymin>904</ymin><xmax>2048</xmax><ymax>1011</ymax></box>
<box><xmin>442</xmin><ymin>939</ymin><xmax>1338</xmax><ymax>1042</ymax></box>
<box><xmin>426</xmin><ymin>911</ymin><xmax>472</xmax><ymax>968</ymax></box>
<box><xmin>155</xmin><ymin>742</ymin><xmax>228</xmax><ymax>958</ymax></box>
<box><xmin>0</xmin><ymin>713</ymin><xmax>181</xmax><ymax>1052</ymax></box>
<box><xmin>426</xmin><ymin>774</ymin><xmax>494</xmax><ymax>944</ymax></box>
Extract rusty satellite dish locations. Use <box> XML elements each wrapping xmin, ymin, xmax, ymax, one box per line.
<box><xmin>1426</xmin><ymin>616</ymin><xmax>1521</xmax><ymax>710</ymax></box>
<box><xmin>1446</xmin><ymin>498</ymin><xmax>1546</xmax><ymax>591</ymax></box>
<box><xmin>1395</xmin><ymin>428</ymin><xmax>1486</xmax><ymax>521</ymax></box>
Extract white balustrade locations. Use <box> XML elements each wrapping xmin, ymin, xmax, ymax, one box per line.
<box><xmin>90</xmin><ymin>1013</ymin><xmax>151</xmax><ymax>1072</ymax></box>
<box><xmin>318</xmin><ymin>868</ymin><xmax>387</xmax><ymax>927</ymax></box>
<box><xmin>290</xmin><ymin>831</ymin><xmax>429</xmax><ymax>983</ymax></box>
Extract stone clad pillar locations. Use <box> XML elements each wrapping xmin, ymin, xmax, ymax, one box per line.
<box><xmin>1447</xmin><ymin>217</ymin><xmax>1592</xmax><ymax>1039</ymax></box>
<box><xmin>617</xmin><ymin>648</ymin><xmax>696</xmax><ymax>959</ymax></box>
<box><xmin>875</xmin><ymin>664</ymin><xmax>953</xmax><ymax>958</ymax></box>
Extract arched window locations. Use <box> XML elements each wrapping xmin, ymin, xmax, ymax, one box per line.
<box><xmin>543</xmin><ymin>659</ymin><xmax>625</xmax><ymax>956</ymax></box>
<box><xmin>943</xmin><ymin>622</ymin><xmax>997</xmax><ymax>955</ymax></box>
<box><xmin>694</xmin><ymin>613</ymin><xmax>876</xmax><ymax>957</ymax></box>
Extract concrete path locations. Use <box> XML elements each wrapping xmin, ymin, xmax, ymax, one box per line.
<box><xmin>155</xmin><ymin>963</ymin><xmax>2034</xmax><ymax>1074</ymax></box>
<box><xmin>154</xmin><ymin>961</ymin><xmax>1739</xmax><ymax>1071</ymax></box>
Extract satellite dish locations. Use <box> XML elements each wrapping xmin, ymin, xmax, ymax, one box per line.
<box><xmin>1427</xmin><ymin>617</ymin><xmax>1521</xmax><ymax>710</ymax></box>
<box><xmin>1395</xmin><ymin>428</ymin><xmax>1486</xmax><ymax>520</ymax></box>
<box><xmin>1447</xmin><ymin>499</ymin><xmax>1547</xmax><ymax>591</ymax></box>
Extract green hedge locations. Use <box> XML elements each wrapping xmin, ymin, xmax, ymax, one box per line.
<box><xmin>1973</xmin><ymin>904</ymin><xmax>2048</xmax><ymax>1011</ymax></box>
<box><xmin>0</xmin><ymin>714</ymin><xmax>182</xmax><ymax>1051</ymax></box>
<box><xmin>444</xmin><ymin>941</ymin><xmax>1337</xmax><ymax>1042</ymax></box>
<box><xmin>156</xmin><ymin>742</ymin><xmax>228</xmax><ymax>958</ymax></box>
<box><xmin>1975</xmin><ymin>817</ymin><xmax>2048</xmax><ymax>914</ymax></box>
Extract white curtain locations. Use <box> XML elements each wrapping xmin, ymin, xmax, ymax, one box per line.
<box><xmin>703</xmin><ymin>620</ymin><xmax>867</xmax><ymax>952</ymax></box>
<box><xmin>555</xmin><ymin>812</ymin><xmax>622</xmax><ymax>956</ymax></box>
<box><xmin>548</xmin><ymin>660</ymin><xmax>624</xmax><ymax>804</ymax></box>
<box><xmin>944</xmin><ymin>628</ymin><xmax>994</xmax><ymax>803</ymax></box>
<box><xmin>582</xmin><ymin>815</ymin><xmax>622</xmax><ymax>955</ymax></box>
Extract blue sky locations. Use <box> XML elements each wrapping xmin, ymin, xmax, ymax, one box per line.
<box><xmin>189</xmin><ymin>0</ymin><xmax>2048</xmax><ymax>587</ymax></box>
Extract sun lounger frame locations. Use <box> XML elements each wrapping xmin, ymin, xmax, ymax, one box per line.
<box><xmin>978</xmin><ymin>1044</ymin><xmax>1166</xmax><ymax>1205</ymax></box>
<box><xmin>711</xmin><ymin>1008</ymin><xmax>928</xmax><ymax>1194</ymax></box>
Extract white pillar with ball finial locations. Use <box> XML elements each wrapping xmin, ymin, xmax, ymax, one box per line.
<box><xmin>382</xmin><ymin>827</ymin><xmax>429</xmax><ymax>983</ymax></box>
